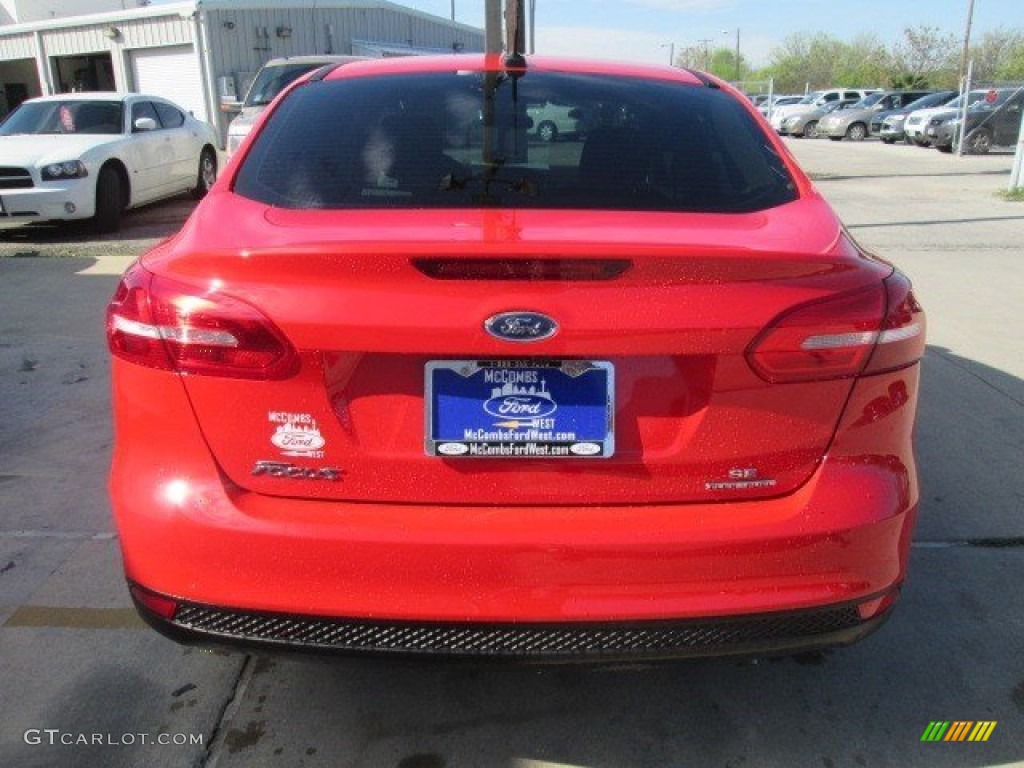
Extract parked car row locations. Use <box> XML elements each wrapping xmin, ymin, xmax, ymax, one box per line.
<box><xmin>817</xmin><ymin>89</ymin><xmax>936</xmax><ymax>141</ymax></box>
<box><xmin>916</xmin><ymin>87</ymin><xmax>1024</xmax><ymax>153</ymax></box>
<box><xmin>770</xmin><ymin>85</ymin><xmax>1024</xmax><ymax>155</ymax></box>
<box><xmin>769</xmin><ymin>88</ymin><xmax>879</xmax><ymax>134</ymax></box>
<box><xmin>874</xmin><ymin>91</ymin><xmax>957</xmax><ymax>142</ymax></box>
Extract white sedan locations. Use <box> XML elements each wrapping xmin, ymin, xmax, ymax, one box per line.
<box><xmin>0</xmin><ymin>92</ymin><xmax>219</xmax><ymax>232</ymax></box>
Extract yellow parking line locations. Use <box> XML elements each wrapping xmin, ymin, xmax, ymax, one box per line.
<box><xmin>4</xmin><ymin>605</ymin><xmax>145</xmax><ymax>630</ymax></box>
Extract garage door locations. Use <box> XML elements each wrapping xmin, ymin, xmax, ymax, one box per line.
<box><xmin>130</xmin><ymin>45</ymin><xmax>207</xmax><ymax>122</ymax></box>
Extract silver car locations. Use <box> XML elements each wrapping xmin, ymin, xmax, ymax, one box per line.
<box><xmin>226</xmin><ymin>55</ymin><xmax>365</xmax><ymax>156</ymax></box>
<box><xmin>818</xmin><ymin>91</ymin><xmax>933</xmax><ymax>141</ymax></box>
<box><xmin>780</xmin><ymin>99</ymin><xmax>858</xmax><ymax>138</ymax></box>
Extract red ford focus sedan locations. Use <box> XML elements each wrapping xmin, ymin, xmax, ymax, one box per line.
<box><xmin>107</xmin><ymin>54</ymin><xmax>924</xmax><ymax>660</ymax></box>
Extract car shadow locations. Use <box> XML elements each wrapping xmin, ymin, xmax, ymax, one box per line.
<box><xmin>0</xmin><ymin>193</ymin><xmax>196</xmax><ymax>248</ymax></box>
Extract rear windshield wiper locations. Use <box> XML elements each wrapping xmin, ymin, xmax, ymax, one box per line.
<box><xmin>439</xmin><ymin>172</ymin><xmax>538</xmax><ymax>203</ymax></box>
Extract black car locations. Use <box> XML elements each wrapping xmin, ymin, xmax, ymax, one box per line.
<box><xmin>876</xmin><ymin>90</ymin><xmax>957</xmax><ymax>143</ymax></box>
<box><xmin>926</xmin><ymin>87</ymin><xmax>1024</xmax><ymax>153</ymax></box>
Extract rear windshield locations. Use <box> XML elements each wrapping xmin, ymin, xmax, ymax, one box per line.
<box><xmin>234</xmin><ymin>70</ymin><xmax>797</xmax><ymax>213</ymax></box>
<box><xmin>244</xmin><ymin>62</ymin><xmax>327</xmax><ymax>107</ymax></box>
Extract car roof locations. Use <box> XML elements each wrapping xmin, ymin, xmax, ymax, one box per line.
<box><xmin>322</xmin><ymin>54</ymin><xmax>707</xmax><ymax>86</ymax></box>
<box><xmin>262</xmin><ymin>54</ymin><xmax>365</xmax><ymax>67</ymax></box>
<box><xmin>23</xmin><ymin>92</ymin><xmax>148</xmax><ymax>104</ymax></box>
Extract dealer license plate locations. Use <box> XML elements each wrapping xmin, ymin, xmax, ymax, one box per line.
<box><xmin>425</xmin><ymin>360</ymin><xmax>614</xmax><ymax>458</ymax></box>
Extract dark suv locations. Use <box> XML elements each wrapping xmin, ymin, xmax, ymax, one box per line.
<box><xmin>926</xmin><ymin>87</ymin><xmax>1024</xmax><ymax>153</ymax></box>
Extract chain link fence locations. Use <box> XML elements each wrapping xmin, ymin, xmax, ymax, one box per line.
<box><xmin>946</xmin><ymin>78</ymin><xmax>1024</xmax><ymax>156</ymax></box>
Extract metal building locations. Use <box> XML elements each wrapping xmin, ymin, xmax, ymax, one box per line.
<box><xmin>0</xmin><ymin>0</ymin><xmax>483</xmax><ymax>143</ymax></box>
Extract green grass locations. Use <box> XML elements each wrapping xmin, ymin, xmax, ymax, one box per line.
<box><xmin>997</xmin><ymin>187</ymin><xmax>1024</xmax><ymax>202</ymax></box>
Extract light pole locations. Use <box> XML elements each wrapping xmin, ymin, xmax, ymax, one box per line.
<box><xmin>529</xmin><ymin>0</ymin><xmax>536</xmax><ymax>54</ymax></box>
<box><xmin>660</xmin><ymin>42</ymin><xmax>676</xmax><ymax>66</ymax></box>
<box><xmin>959</xmin><ymin>0</ymin><xmax>975</xmax><ymax>84</ymax></box>
<box><xmin>722</xmin><ymin>28</ymin><xmax>740</xmax><ymax>83</ymax></box>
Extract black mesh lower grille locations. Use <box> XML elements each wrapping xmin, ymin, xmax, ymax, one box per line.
<box><xmin>171</xmin><ymin>603</ymin><xmax>864</xmax><ymax>659</ymax></box>
<box><xmin>0</xmin><ymin>167</ymin><xmax>33</xmax><ymax>189</ymax></box>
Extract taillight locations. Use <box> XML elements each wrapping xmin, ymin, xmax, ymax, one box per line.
<box><xmin>747</xmin><ymin>272</ymin><xmax>924</xmax><ymax>383</ymax></box>
<box><xmin>863</xmin><ymin>271</ymin><xmax>926</xmax><ymax>375</ymax></box>
<box><xmin>106</xmin><ymin>263</ymin><xmax>298</xmax><ymax>379</ymax></box>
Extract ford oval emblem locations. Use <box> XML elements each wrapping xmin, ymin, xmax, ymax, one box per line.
<box><xmin>485</xmin><ymin>311</ymin><xmax>558</xmax><ymax>343</ymax></box>
<box><xmin>483</xmin><ymin>393</ymin><xmax>558</xmax><ymax>419</ymax></box>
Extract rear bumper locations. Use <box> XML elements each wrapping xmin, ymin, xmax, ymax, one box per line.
<box><xmin>111</xmin><ymin>361</ymin><xmax>920</xmax><ymax>655</ymax></box>
<box><xmin>132</xmin><ymin>587</ymin><xmax>897</xmax><ymax>661</ymax></box>
<box><xmin>816</xmin><ymin>124</ymin><xmax>846</xmax><ymax>138</ymax></box>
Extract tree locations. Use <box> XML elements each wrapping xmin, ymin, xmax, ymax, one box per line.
<box><xmin>833</xmin><ymin>33</ymin><xmax>891</xmax><ymax>87</ymax></box>
<box><xmin>996</xmin><ymin>40</ymin><xmax>1024</xmax><ymax>80</ymax></box>
<box><xmin>890</xmin><ymin>73</ymin><xmax>931</xmax><ymax>89</ymax></box>
<box><xmin>970</xmin><ymin>28</ymin><xmax>1024</xmax><ymax>82</ymax></box>
<box><xmin>891</xmin><ymin>26</ymin><xmax>958</xmax><ymax>87</ymax></box>
<box><xmin>764</xmin><ymin>32</ymin><xmax>848</xmax><ymax>92</ymax></box>
<box><xmin>757</xmin><ymin>24</ymin><xmax>1024</xmax><ymax>96</ymax></box>
<box><xmin>707</xmin><ymin>47</ymin><xmax>748</xmax><ymax>82</ymax></box>
<box><xmin>674</xmin><ymin>43</ymin><xmax>711</xmax><ymax>71</ymax></box>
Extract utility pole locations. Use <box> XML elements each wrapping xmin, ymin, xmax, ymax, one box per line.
<box><xmin>959</xmin><ymin>0</ymin><xmax>976</xmax><ymax>87</ymax></box>
<box><xmin>528</xmin><ymin>0</ymin><xmax>535</xmax><ymax>54</ymax></box>
<box><xmin>696</xmin><ymin>38</ymin><xmax>713</xmax><ymax>71</ymax></box>
<box><xmin>733</xmin><ymin>28</ymin><xmax>741</xmax><ymax>83</ymax></box>
<box><xmin>505</xmin><ymin>0</ymin><xmax>525</xmax><ymax>59</ymax></box>
<box><xmin>485</xmin><ymin>0</ymin><xmax>502</xmax><ymax>55</ymax></box>
<box><xmin>721</xmin><ymin>28</ymin><xmax>741</xmax><ymax>83</ymax></box>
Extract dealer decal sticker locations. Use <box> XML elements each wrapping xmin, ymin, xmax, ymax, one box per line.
<box><xmin>268</xmin><ymin>411</ymin><xmax>326</xmax><ymax>458</ymax></box>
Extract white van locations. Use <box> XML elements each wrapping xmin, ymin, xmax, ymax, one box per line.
<box><xmin>226</xmin><ymin>55</ymin><xmax>365</xmax><ymax>156</ymax></box>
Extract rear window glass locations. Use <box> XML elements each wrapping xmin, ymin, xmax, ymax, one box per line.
<box><xmin>234</xmin><ymin>70</ymin><xmax>797</xmax><ymax>213</ymax></box>
<box><xmin>244</xmin><ymin>63</ymin><xmax>325</xmax><ymax>107</ymax></box>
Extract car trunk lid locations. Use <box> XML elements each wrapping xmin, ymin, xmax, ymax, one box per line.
<box><xmin>145</xmin><ymin>195</ymin><xmax>890</xmax><ymax>505</ymax></box>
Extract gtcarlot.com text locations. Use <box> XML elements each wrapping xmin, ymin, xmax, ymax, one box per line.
<box><xmin>24</xmin><ymin>729</ymin><xmax>203</xmax><ymax>746</ymax></box>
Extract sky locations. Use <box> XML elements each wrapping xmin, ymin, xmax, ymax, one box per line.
<box><xmin>394</xmin><ymin>0</ymin><xmax>1024</xmax><ymax>69</ymax></box>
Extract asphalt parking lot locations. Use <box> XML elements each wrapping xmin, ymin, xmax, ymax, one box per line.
<box><xmin>0</xmin><ymin>139</ymin><xmax>1022</xmax><ymax>768</ymax></box>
